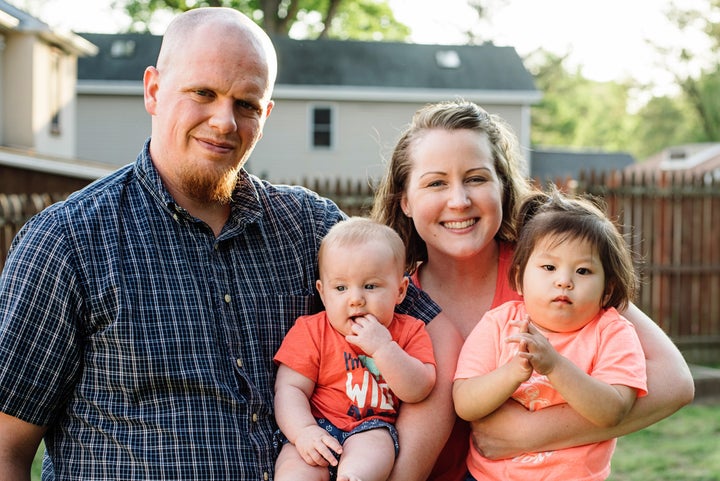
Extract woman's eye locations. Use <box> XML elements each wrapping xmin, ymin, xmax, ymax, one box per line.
<box><xmin>467</xmin><ymin>176</ymin><xmax>487</xmax><ymax>184</ymax></box>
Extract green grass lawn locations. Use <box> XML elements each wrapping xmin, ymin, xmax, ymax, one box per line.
<box><xmin>608</xmin><ymin>402</ymin><xmax>720</xmax><ymax>481</ymax></box>
<box><xmin>32</xmin><ymin>403</ymin><xmax>719</xmax><ymax>480</ymax></box>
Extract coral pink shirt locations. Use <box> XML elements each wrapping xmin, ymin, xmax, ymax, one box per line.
<box><xmin>455</xmin><ymin>301</ymin><xmax>647</xmax><ymax>481</ymax></box>
<box><xmin>274</xmin><ymin>312</ymin><xmax>435</xmax><ymax>431</ymax></box>
<box><xmin>412</xmin><ymin>241</ymin><xmax>522</xmax><ymax>481</ymax></box>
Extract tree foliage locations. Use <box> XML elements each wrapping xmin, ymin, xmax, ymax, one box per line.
<box><xmin>654</xmin><ymin>0</ymin><xmax>720</xmax><ymax>142</ymax></box>
<box><xmin>526</xmin><ymin>50</ymin><xmax>635</xmax><ymax>154</ymax></box>
<box><xmin>113</xmin><ymin>0</ymin><xmax>410</xmax><ymax>40</ymax></box>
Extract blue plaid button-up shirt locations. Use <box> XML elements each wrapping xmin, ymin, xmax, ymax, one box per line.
<box><xmin>0</xmin><ymin>141</ymin><xmax>439</xmax><ymax>480</ymax></box>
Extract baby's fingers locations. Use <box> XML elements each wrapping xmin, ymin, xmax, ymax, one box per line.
<box><xmin>298</xmin><ymin>436</ymin><xmax>342</xmax><ymax>466</ymax></box>
<box><xmin>316</xmin><ymin>436</ymin><xmax>342</xmax><ymax>467</ymax></box>
<box><xmin>505</xmin><ymin>333</ymin><xmax>529</xmax><ymax>350</ymax></box>
<box><xmin>509</xmin><ymin>315</ymin><xmax>531</xmax><ymax>333</ymax></box>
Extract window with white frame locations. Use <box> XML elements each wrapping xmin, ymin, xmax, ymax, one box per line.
<box><xmin>49</xmin><ymin>48</ymin><xmax>62</xmax><ymax>135</ymax></box>
<box><xmin>311</xmin><ymin>105</ymin><xmax>333</xmax><ymax>149</ymax></box>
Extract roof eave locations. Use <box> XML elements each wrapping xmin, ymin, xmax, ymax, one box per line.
<box><xmin>273</xmin><ymin>85</ymin><xmax>542</xmax><ymax>104</ymax></box>
<box><xmin>0</xmin><ymin>147</ymin><xmax>114</xmax><ymax>180</ymax></box>
<box><xmin>38</xmin><ymin>29</ymin><xmax>98</xmax><ymax>57</ymax></box>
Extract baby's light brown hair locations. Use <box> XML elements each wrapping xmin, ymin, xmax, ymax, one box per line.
<box><xmin>319</xmin><ymin>217</ymin><xmax>407</xmax><ymax>277</ymax></box>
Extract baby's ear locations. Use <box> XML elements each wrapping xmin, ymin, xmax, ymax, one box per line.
<box><xmin>396</xmin><ymin>276</ymin><xmax>410</xmax><ymax>304</ymax></box>
<box><xmin>601</xmin><ymin>282</ymin><xmax>615</xmax><ymax>308</ymax></box>
<box><xmin>514</xmin><ymin>272</ymin><xmax>523</xmax><ymax>296</ymax></box>
<box><xmin>316</xmin><ymin>279</ymin><xmax>325</xmax><ymax>301</ymax></box>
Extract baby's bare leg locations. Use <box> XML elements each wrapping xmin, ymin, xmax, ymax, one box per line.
<box><xmin>275</xmin><ymin>443</ymin><xmax>331</xmax><ymax>481</ymax></box>
<box><xmin>336</xmin><ymin>428</ymin><xmax>395</xmax><ymax>481</ymax></box>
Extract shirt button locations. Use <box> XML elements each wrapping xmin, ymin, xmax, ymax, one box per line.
<box><xmin>224</xmin><ymin>294</ymin><xmax>231</xmax><ymax>303</ymax></box>
<box><xmin>236</xmin><ymin>358</ymin><xmax>243</xmax><ymax>368</ymax></box>
<box><xmin>263</xmin><ymin>472</ymin><xmax>269</xmax><ymax>481</ymax></box>
<box><xmin>252</xmin><ymin>413</ymin><xmax>258</xmax><ymax>423</ymax></box>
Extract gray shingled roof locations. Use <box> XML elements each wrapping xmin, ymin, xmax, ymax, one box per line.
<box><xmin>78</xmin><ymin>32</ymin><xmax>536</xmax><ymax>92</ymax></box>
<box><xmin>272</xmin><ymin>37</ymin><xmax>536</xmax><ymax>91</ymax></box>
<box><xmin>79</xmin><ymin>33</ymin><xmax>161</xmax><ymax>82</ymax></box>
<box><xmin>531</xmin><ymin>148</ymin><xmax>635</xmax><ymax>181</ymax></box>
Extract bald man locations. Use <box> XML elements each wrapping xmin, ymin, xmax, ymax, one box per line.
<box><xmin>0</xmin><ymin>8</ymin><xmax>440</xmax><ymax>480</ymax></box>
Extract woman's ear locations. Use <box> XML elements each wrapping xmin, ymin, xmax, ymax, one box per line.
<box><xmin>400</xmin><ymin>195</ymin><xmax>411</xmax><ymax>217</ymax></box>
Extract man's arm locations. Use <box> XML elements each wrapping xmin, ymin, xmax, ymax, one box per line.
<box><xmin>0</xmin><ymin>411</ymin><xmax>46</xmax><ymax>481</ymax></box>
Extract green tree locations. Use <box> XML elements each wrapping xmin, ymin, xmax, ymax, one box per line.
<box><xmin>628</xmin><ymin>95</ymin><xmax>702</xmax><ymax>160</ymax></box>
<box><xmin>113</xmin><ymin>0</ymin><xmax>410</xmax><ymax>40</ymax></box>
<box><xmin>656</xmin><ymin>1</ymin><xmax>720</xmax><ymax>141</ymax></box>
<box><xmin>526</xmin><ymin>49</ymin><xmax>635</xmax><ymax>153</ymax></box>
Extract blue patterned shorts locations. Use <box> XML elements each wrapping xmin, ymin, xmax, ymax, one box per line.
<box><xmin>274</xmin><ymin>417</ymin><xmax>399</xmax><ymax>480</ymax></box>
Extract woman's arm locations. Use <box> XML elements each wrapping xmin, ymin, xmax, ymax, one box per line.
<box><xmin>387</xmin><ymin>313</ymin><xmax>463</xmax><ymax>481</ymax></box>
<box><xmin>471</xmin><ymin>303</ymin><xmax>695</xmax><ymax>459</ymax></box>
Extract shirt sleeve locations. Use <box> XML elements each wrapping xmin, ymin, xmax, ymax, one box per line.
<box><xmin>592</xmin><ymin>310</ymin><xmax>648</xmax><ymax>397</ymax></box>
<box><xmin>0</xmin><ymin>208</ymin><xmax>84</xmax><ymax>425</ymax></box>
<box><xmin>273</xmin><ymin>315</ymin><xmax>322</xmax><ymax>382</ymax></box>
<box><xmin>453</xmin><ymin>302</ymin><xmax>522</xmax><ymax>381</ymax></box>
<box><xmin>394</xmin><ymin>315</ymin><xmax>436</xmax><ymax>366</ymax></box>
<box><xmin>395</xmin><ymin>280</ymin><xmax>441</xmax><ymax>324</ymax></box>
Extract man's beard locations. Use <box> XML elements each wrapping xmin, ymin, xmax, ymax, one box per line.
<box><xmin>181</xmin><ymin>164</ymin><xmax>240</xmax><ymax>205</ymax></box>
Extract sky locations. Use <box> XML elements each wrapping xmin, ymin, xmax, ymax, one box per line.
<box><xmin>12</xmin><ymin>0</ymin><xmax>714</xmax><ymax>92</ymax></box>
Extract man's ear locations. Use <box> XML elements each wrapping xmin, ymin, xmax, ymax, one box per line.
<box><xmin>143</xmin><ymin>66</ymin><xmax>160</xmax><ymax>115</ymax></box>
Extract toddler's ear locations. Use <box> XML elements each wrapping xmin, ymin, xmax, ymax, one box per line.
<box><xmin>514</xmin><ymin>272</ymin><xmax>523</xmax><ymax>296</ymax></box>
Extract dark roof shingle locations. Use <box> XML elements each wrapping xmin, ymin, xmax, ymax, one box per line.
<box><xmin>78</xmin><ymin>33</ymin><xmax>536</xmax><ymax>92</ymax></box>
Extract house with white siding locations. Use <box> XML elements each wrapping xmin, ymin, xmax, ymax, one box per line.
<box><xmin>76</xmin><ymin>32</ymin><xmax>541</xmax><ymax>182</ymax></box>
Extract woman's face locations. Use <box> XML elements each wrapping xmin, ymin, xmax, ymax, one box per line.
<box><xmin>401</xmin><ymin>129</ymin><xmax>504</xmax><ymax>262</ymax></box>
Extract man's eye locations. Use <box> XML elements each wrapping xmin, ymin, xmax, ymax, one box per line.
<box><xmin>237</xmin><ymin>100</ymin><xmax>261</xmax><ymax>113</ymax></box>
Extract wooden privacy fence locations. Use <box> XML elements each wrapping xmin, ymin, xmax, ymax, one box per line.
<box><xmin>577</xmin><ymin>170</ymin><xmax>720</xmax><ymax>342</ymax></box>
<box><xmin>1</xmin><ymin>172</ymin><xmax>718</xmax><ymax>342</ymax></box>
<box><xmin>0</xmin><ymin>193</ymin><xmax>67</xmax><ymax>268</ymax></box>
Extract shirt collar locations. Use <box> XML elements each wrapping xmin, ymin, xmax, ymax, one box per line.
<box><xmin>134</xmin><ymin>138</ymin><xmax>264</xmax><ymax>229</ymax></box>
